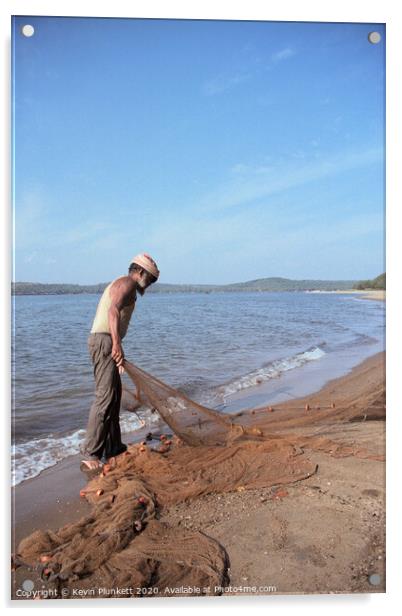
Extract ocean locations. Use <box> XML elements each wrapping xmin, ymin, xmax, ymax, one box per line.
<box><xmin>11</xmin><ymin>291</ymin><xmax>385</xmax><ymax>486</ymax></box>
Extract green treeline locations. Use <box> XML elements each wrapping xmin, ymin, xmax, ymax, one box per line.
<box><xmin>12</xmin><ymin>277</ymin><xmax>365</xmax><ymax>296</ymax></box>
<box><xmin>353</xmin><ymin>273</ymin><xmax>385</xmax><ymax>290</ymax></box>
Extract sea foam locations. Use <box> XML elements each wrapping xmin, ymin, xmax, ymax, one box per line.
<box><xmin>12</xmin><ymin>409</ymin><xmax>160</xmax><ymax>487</ymax></box>
<box><xmin>217</xmin><ymin>346</ymin><xmax>326</xmax><ymax>399</ymax></box>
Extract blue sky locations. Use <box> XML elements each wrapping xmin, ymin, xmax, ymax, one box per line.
<box><xmin>12</xmin><ymin>17</ymin><xmax>385</xmax><ymax>284</ymax></box>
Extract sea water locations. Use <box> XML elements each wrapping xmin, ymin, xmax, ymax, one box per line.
<box><xmin>11</xmin><ymin>291</ymin><xmax>385</xmax><ymax>485</ymax></box>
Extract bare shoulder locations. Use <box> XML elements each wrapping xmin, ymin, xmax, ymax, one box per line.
<box><xmin>109</xmin><ymin>276</ymin><xmax>137</xmax><ymax>307</ymax></box>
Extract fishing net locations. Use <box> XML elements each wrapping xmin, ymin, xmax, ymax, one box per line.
<box><xmin>124</xmin><ymin>361</ymin><xmax>268</xmax><ymax>446</ymax></box>
<box><xmin>13</xmin><ymin>358</ymin><xmax>385</xmax><ymax>599</ymax></box>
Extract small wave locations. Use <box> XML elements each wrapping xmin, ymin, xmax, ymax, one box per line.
<box><xmin>330</xmin><ymin>332</ymin><xmax>379</xmax><ymax>353</ymax></box>
<box><xmin>352</xmin><ymin>333</ymin><xmax>379</xmax><ymax>346</ymax></box>
<box><xmin>216</xmin><ymin>346</ymin><xmax>327</xmax><ymax>399</ymax></box>
<box><xmin>173</xmin><ymin>377</ymin><xmax>209</xmax><ymax>399</ymax></box>
<box><xmin>12</xmin><ymin>407</ymin><xmax>159</xmax><ymax>487</ymax></box>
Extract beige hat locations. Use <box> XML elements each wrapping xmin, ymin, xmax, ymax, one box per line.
<box><xmin>131</xmin><ymin>252</ymin><xmax>160</xmax><ymax>280</ymax></box>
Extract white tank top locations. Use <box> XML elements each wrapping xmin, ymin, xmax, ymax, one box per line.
<box><xmin>90</xmin><ymin>278</ymin><xmax>136</xmax><ymax>340</ymax></box>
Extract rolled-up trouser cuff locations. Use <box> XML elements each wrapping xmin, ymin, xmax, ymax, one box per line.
<box><xmin>79</xmin><ymin>444</ymin><xmax>102</xmax><ymax>461</ymax></box>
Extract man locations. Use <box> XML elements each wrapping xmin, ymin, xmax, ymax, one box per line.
<box><xmin>79</xmin><ymin>252</ymin><xmax>160</xmax><ymax>473</ymax></box>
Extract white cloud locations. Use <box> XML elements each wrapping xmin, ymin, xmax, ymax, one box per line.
<box><xmin>202</xmin><ymin>71</ymin><xmax>252</xmax><ymax>96</ymax></box>
<box><xmin>144</xmin><ymin>146</ymin><xmax>383</xmax><ymax>278</ymax></box>
<box><xmin>136</xmin><ymin>199</ymin><xmax>384</xmax><ymax>284</ymax></box>
<box><xmin>202</xmin><ymin>46</ymin><xmax>297</xmax><ymax>96</ymax></box>
<box><xmin>24</xmin><ymin>251</ymin><xmax>38</xmax><ymax>263</ymax></box>
<box><xmin>271</xmin><ymin>48</ymin><xmax>296</xmax><ymax>62</ymax></box>
<box><xmin>196</xmin><ymin>147</ymin><xmax>383</xmax><ymax>213</ymax></box>
<box><xmin>14</xmin><ymin>144</ymin><xmax>384</xmax><ymax>284</ymax></box>
<box><xmin>14</xmin><ymin>189</ymin><xmax>48</xmax><ymax>249</ymax></box>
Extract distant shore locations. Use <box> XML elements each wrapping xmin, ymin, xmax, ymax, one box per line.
<box><xmin>12</xmin><ymin>277</ymin><xmax>366</xmax><ymax>295</ymax></box>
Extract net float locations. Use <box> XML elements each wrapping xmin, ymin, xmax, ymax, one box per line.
<box><xmin>165</xmin><ymin>440</ymin><xmax>172</xmax><ymax>445</ymax></box>
<box><xmin>305</xmin><ymin>404</ymin><xmax>310</xmax><ymax>411</ymax></box>
<box><xmin>331</xmin><ymin>402</ymin><xmax>336</xmax><ymax>408</ymax></box>
<box><xmin>140</xmin><ymin>441</ymin><xmax>147</xmax><ymax>446</ymax></box>
<box><xmin>160</xmin><ymin>434</ymin><xmax>167</xmax><ymax>441</ymax></box>
<box><xmin>39</xmin><ymin>555</ymin><xmax>51</xmax><ymax>563</ymax></box>
<box><xmin>268</xmin><ymin>407</ymin><xmax>274</xmax><ymax>412</ymax></box>
<box><xmin>139</xmin><ymin>446</ymin><xmax>146</xmax><ymax>452</ymax></box>
<box><xmin>316</xmin><ymin>406</ymin><xmax>320</xmax><ymax>410</ymax></box>
<box><xmin>272</xmin><ymin>488</ymin><xmax>289</xmax><ymax>500</ymax></box>
<box><xmin>251</xmin><ymin>427</ymin><xmax>263</xmax><ymax>436</ymax></box>
<box><xmin>134</xmin><ymin>520</ymin><xmax>143</xmax><ymax>531</ymax></box>
<box><xmin>138</xmin><ymin>496</ymin><xmax>147</xmax><ymax>505</ymax></box>
<box><xmin>96</xmin><ymin>489</ymin><xmax>104</xmax><ymax>497</ymax></box>
<box><xmin>79</xmin><ymin>489</ymin><xmax>87</xmax><ymax>498</ymax></box>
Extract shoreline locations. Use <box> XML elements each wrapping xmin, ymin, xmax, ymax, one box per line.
<box><xmin>13</xmin><ymin>320</ymin><xmax>385</xmax><ymax>491</ymax></box>
<box><xmin>11</xmin><ymin>340</ymin><xmax>383</xmax><ymax>494</ymax></box>
<box><xmin>305</xmin><ymin>289</ymin><xmax>385</xmax><ymax>301</ymax></box>
<box><xmin>221</xmin><ymin>341</ymin><xmax>384</xmax><ymax>413</ymax></box>
<box><xmin>12</xmin><ymin>350</ymin><xmax>385</xmax><ymax>597</ymax></box>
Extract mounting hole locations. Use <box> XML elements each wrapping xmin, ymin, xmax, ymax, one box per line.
<box><xmin>22</xmin><ymin>579</ymin><xmax>34</xmax><ymax>591</ymax></box>
<box><xmin>368</xmin><ymin>31</ymin><xmax>381</xmax><ymax>44</ymax></box>
<box><xmin>21</xmin><ymin>24</ymin><xmax>35</xmax><ymax>37</ymax></box>
<box><xmin>368</xmin><ymin>573</ymin><xmax>382</xmax><ymax>586</ymax></box>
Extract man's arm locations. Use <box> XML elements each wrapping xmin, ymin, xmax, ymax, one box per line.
<box><xmin>108</xmin><ymin>277</ymin><xmax>136</xmax><ymax>367</ymax></box>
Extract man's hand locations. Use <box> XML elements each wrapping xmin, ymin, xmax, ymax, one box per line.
<box><xmin>112</xmin><ymin>342</ymin><xmax>124</xmax><ymax>367</ymax></box>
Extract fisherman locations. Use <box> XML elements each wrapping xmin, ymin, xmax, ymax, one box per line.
<box><xmin>79</xmin><ymin>253</ymin><xmax>160</xmax><ymax>473</ymax></box>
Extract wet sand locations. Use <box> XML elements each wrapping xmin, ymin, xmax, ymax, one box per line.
<box><xmin>11</xmin><ymin>351</ymin><xmax>385</xmax><ymax>597</ymax></box>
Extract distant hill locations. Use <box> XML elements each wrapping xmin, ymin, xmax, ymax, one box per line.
<box><xmin>353</xmin><ymin>273</ymin><xmax>386</xmax><ymax>290</ymax></box>
<box><xmin>12</xmin><ymin>277</ymin><xmax>360</xmax><ymax>296</ymax></box>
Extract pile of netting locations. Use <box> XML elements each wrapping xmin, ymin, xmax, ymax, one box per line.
<box><xmin>13</xmin><ymin>359</ymin><xmax>384</xmax><ymax>599</ymax></box>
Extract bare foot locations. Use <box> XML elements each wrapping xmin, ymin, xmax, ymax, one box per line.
<box><xmin>80</xmin><ymin>459</ymin><xmax>103</xmax><ymax>473</ymax></box>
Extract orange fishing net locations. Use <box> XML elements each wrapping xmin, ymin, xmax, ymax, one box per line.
<box><xmin>125</xmin><ymin>361</ymin><xmax>271</xmax><ymax>446</ymax></box>
<box><xmin>13</xmin><ymin>358</ymin><xmax>385</xmax><ymax>599</ymax></box>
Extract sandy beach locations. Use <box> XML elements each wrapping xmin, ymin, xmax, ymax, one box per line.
<box><xmin>11</xmin><ymin>350</ymin><xmax>385</xmax><ymax>599</ymax></box>
<box><xmin>306</xmin><ymin>290</ymin><xmax>385</xmax><ymax>301</ymax></box>
<box><xmin>359</xmin><ymin>290</ymin><xmax>386</xmax><ymax>301</ymax></box>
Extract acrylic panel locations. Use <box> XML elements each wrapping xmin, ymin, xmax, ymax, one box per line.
<box><xmin>11</xmin><ymin>16</ymin><xmax>386</xmax><ymax>600</ymax></box>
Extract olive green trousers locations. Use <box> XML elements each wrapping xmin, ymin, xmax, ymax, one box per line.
<box><xmin>80</xmin><ymin>333</ymin><xmax>127</xmax><ymax>461</ymax></box>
